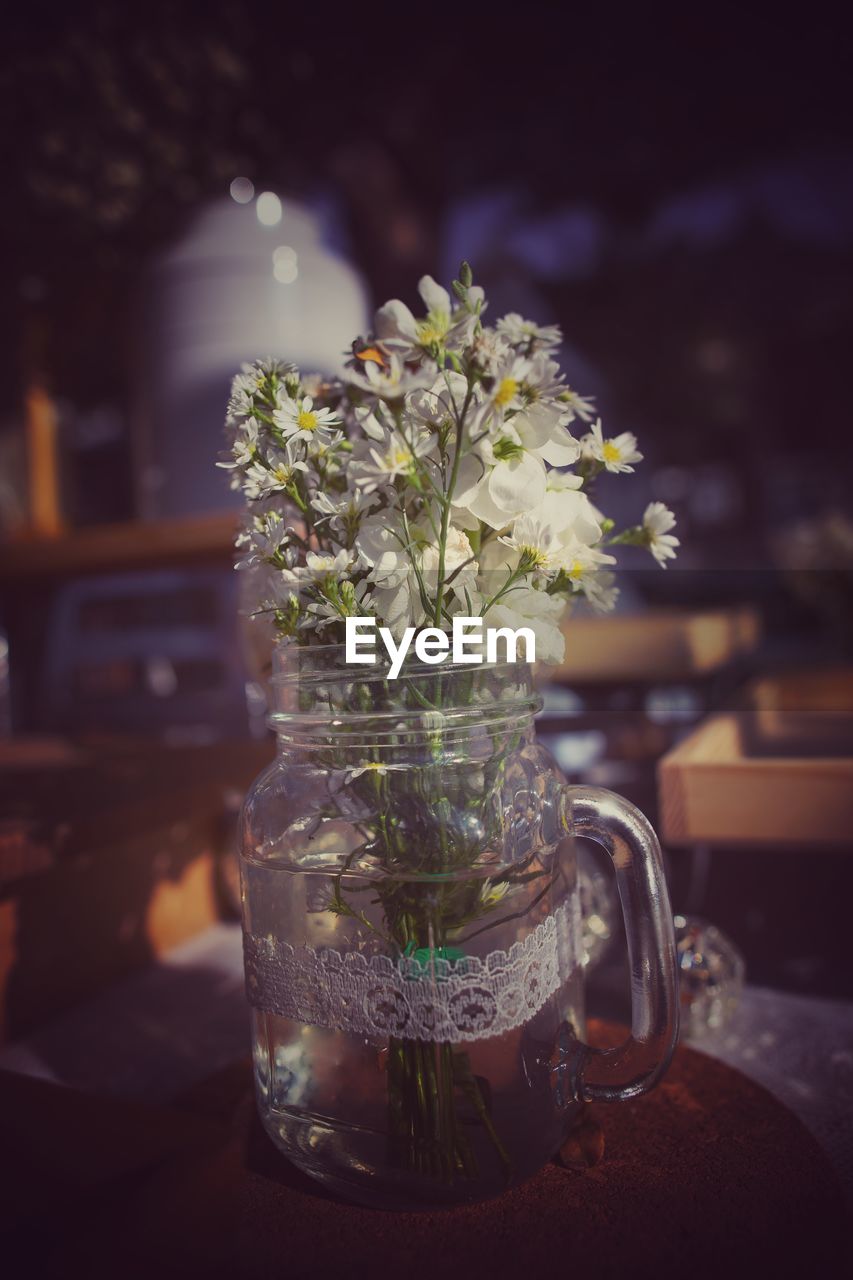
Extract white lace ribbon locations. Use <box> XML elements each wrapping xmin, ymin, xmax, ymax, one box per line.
<box><xmin>243</xmin><ymin>897</ymin><xmax>581</xmax><ymax>1043</ymax></box>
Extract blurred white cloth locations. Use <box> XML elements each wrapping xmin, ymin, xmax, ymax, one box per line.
<box><xmin>134</xmin><ymin>195</ymin><xmax>369</xmax><ymax>517</ymax></box>
<box><xmin>697</xmin><ymin>984</ymin><xmax>853</xmax><ymax>1200</ymax></box>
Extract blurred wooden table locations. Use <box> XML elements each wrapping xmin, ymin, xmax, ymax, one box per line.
<box><xmin>549</xmin><ymin>606</ymin><xmax>760</xmax><ymax>684</ymax></box>
<box><xmin>658</xmin><ymin>667</ymin><xmax>853</xmax><ymax>847</ymax></box>
<box><xmin>0</xmin><ymin>514</ymin><xmax>238</xmax><ymax>583</ymax></box>
<box><xmin>0</xmin><ymin>736</ymin><xmax>273</xmax><ymax>1043</ymax></box>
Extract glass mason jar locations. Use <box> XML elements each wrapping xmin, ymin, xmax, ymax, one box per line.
<box><xmin>240</xmin><ymin>644</ymin><xmax>678</xmax><ymax>1210</ymax></box>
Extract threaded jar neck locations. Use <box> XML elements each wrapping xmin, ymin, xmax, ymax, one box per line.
<box><xmin>267</xmin><ymin>642</ymin><xmax>541</xmax><ymax>748</ymax></box>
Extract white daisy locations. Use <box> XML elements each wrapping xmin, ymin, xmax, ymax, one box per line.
<box><xmin>274</xmin><ymin>395</ymin><xmax>341</xmax><ymax>445</ymax></box>
<box><xmin>499</xmin><ymin>515</ymin><xmax>564</xmax><ymax>579</ymax></box>
<box><xmin>310</xmin><ymin>487</ymin><xmax>381</xmax><ymax>535</ymax></box>
<box><xmin>560</xmin><ymin>538</ymin><xmax>618</xmax><ymax>598</ymax></box>
<box><xmin>521</xmin><ymin>352</ymin><xmax>565</xmax><ymax>399</ymax></box>
<box><xmin>467</xmin><ymin>328</ymin><xmax>512</xmax><ymax>375</ymax></box>
<box><xmin>237</xmin><ymin>513</ymin><xmax>290</xmax><ymax>563</ymax></box>
<box><xmin>217</xmin><ymin>418</ymin><xmax>259</xmax><ymax>469</ymax></box>
<box><xmin>242</xmin><ymin>450</ymin><xmax>308</xmax><ymax>500</ymax></box>
<box><xmin>561</xmin><ymin>387</ymin><xmax>597</xmax><ymax>423</ymax></box>
<box><xmin>496</xmin><ymin>312</ymin><xmax>562</xmax><ymax>350</ymax></box>
<box><xmin>351</xmin><ymin>427</ymin><xmax>432</xmax><ymax>494</ymax></box>
<box><xmin>487</xmin><ymin>355</ymin><xmax>532</xmax><ymax>415</ymax></box>
<box><xmin>586</xmin><ymin>419</ymin><xmax>643</xmax><ymax>473</ymax></box>
<box><xmin>643</xmin><ymin>502</ymin><xmax>680</xmax><ymax>567</ymax></box>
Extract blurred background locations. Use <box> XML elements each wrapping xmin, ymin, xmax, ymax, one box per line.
<box><xmin>1</xmin><ymin>3</ymin><xmax>852</xmax><ymax>1070</ymax></box>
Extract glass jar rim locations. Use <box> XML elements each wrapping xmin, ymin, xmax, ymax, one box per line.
<box><xmin>267</xmin><ymin>641</ymin><xmax>542</xmax><ymax>736</ymax></box>
<box><xmin>271</xmin><ymin>639</ymin><xmax>534</xmax><ymax>682</ymax></box>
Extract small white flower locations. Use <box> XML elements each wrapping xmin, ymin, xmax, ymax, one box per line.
<box><xmin>496</xmin><ymin>313</ymin><xmax>562</xmax><ymax>350</ymax></box>
<box><xmin>242</xmin><ymin>450</ymin><xmax>308</xmax><ymax>500</ymax></box>
<box><xmin>643</xmin><ymin>502</ymin><xmax>680</xmax><ymax>567</ymax></box>
<box><xmin>351</xmin><ymin>427</ymin><xmax>433</xmax><ymax>494</ymax></box>
<box><xmin>561</xmin><ymin>538</ymin><xmax>618</xmax><ymax>600</ymax></box>
<box><xmin>345</xmin><ymin>352</ymin><xmax>433</xmax><ymax>400</ymax></box>
<box><xmin>228</xmin><ymin>360</ymin><xmax>296</xmax><ymax>423</ymax></box>
<box><xmin>274</xmin><ymin>395</ymin><xmax>341</xmax><ymax>444</ymax></box>
<box><xmin>407</xmin><ymin>374</ymin><xmax>470</xmax><ymax>433</ymax></box>
<box><xmin>495</xmin><ymin>356</ymin><xmax>580</xmax><ymax>460</ymax></box>
<box><xmin>217</xmin><ymin>418</ymin><xmax>259</xmax><ymax>469</ymax></box>
<box><xmin>226</xmin><ymin>367</ymin><xmax>266</xmax><ymax>421</ymax></box>
<box><xmin>235</xmin><ymin>513</ymin><xmax>292</xmax><ymax>567</ymax></box>
<box><xmin>479</xmin><ymin>586</ymin><xmax>567</xmax><ymax>664</ymax></box>
<box><xmin>522</xmin><ymin>353</ymin><xmax>566</xmax><ymax>401</ymax></box>
<box><xmin>355</xmin><ymin>515</ymin><xmax>410</xmax><ymax>585</ymax></box>
<box><xmin>495</xmin><ymin>389</ymin><xmax>571</xmax><ymax>457</ymax></box>
<box><xmin>561</xmin><ymin>387</ymin><xmax>597</xmax><ymax>423</ymax></box>
<box><xmin>467</xmin><ymin>328</ymin><xmax>511</xmax><ymax>375</ymax></box>
<box><xmin>499</xmin><ymin>515</ymin><xmax>564</xmax><ymax>579</ymax></box>
<box><xmin>375</xmin><ymin>275</ymin><xmax>481</xmax><ymax>358</ymax></box>
<box><xmin>310</xmin><ymin>487</ymin><xmax>381</xmax><ymax>535</ymax></box>
<box><xmin>546</xmin><ymin>469</ymin><xmax>584</xmax><ymax>493</ymax></box>
<box><xmin>305</xmin><ymin>549</ymin><xmax>354</xmax><ymax>578</ymax></box>
<box><xmin>586</xmin><ymin>419</ymin><xmax>643</xmax><ymax>473</ymax></box>
<box><xmin>583</xmin><ymin>571</ymin><xmax>620</xmax><ymax>612</ymax></box>
<box><xmin>420</xmin><ymin>526</ymin><xmax>478</xmax><ymax>599</ymax></box>
<box><xmin>487</xmin><ymin>355</ymin><xmax>532</xmax><ymax>415</ymax></box>
<box><xmin>539</xmin><ymin>484</ymin><xmax>602</xmax><ymax>545</ymax></box>
<box><xmin>453</xmin><ymin>446</ymin><xmax>548</xmax><ymax>532</ymax></box>
<box><xmin>354</xmin><ymin>514</ymin><xmax>423</xmax><ymax>633</ymax></box>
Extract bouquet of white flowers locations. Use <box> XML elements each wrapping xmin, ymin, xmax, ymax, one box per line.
<box><xmin>224</xmin><ymin>264</ymin><xmax>679</xmax><ymax>1196</ymax></box>
<box><xmin>221</xmin><ymin>262</ymin><xmax>678</xmax><ymax>663</ymax></box>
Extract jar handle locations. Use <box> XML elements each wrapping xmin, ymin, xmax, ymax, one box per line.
<box><xmin>558</xmin><ymin>784</ymin><xmax>679</xmax><ymax>1102</ymax></box>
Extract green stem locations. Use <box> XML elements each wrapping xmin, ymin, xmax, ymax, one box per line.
<box><xmin>434</xmin><ymin>378</ymin><xmax>475</xmax><ymax>625</ymax></box>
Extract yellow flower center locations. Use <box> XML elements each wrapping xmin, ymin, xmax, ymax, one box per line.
<box><xmin>494</xmin><ymin>377</ymin><xmax>518</xmax><ymax>408</ymax></box>
<box><xmin>298</xmin><ymin>409</ymin><xmax>318</xmax><ymax>432</ymax></box>
<box><xmin>416</xmin><ymin>313</ymin><xmax>449</xmax><ymax>346</ymax></box>
<box><xmin>602</xmin><ymin>441</ymin><xmax>621</xmax><ymax>464</ymax></box>
<box><xmin>568</xmin><ymin>560</ymin><xmax>585</xmax><ymax>581</ymax></box>
<box><xmin>385</xmin><ymin>447</ymin><xmax>413</xmax><ymax>470</ymax></box>
<box><xmin>273</xmin><ymin>464</ymin><xmax>292</xmax><ymax>482</ymax></box>
<box><xmin>522</xmin><ymin>544</ymin><xmax>548</xmax><ymax>568</ymax></box>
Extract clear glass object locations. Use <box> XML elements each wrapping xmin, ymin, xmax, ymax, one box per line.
<box><xmin>240</xmin><ymin>645</ymin><xmax>678</xmax><ymax>1209</ymax></box>
<box><xmin>674</xmin><ymin>914</ymin><xmax>745</xmax><ymax>1039</ymax></box>
<box><xmin>577</xmin><ymin>853</ymin><xmax>616</xmax><ymax>968</ymax></box>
